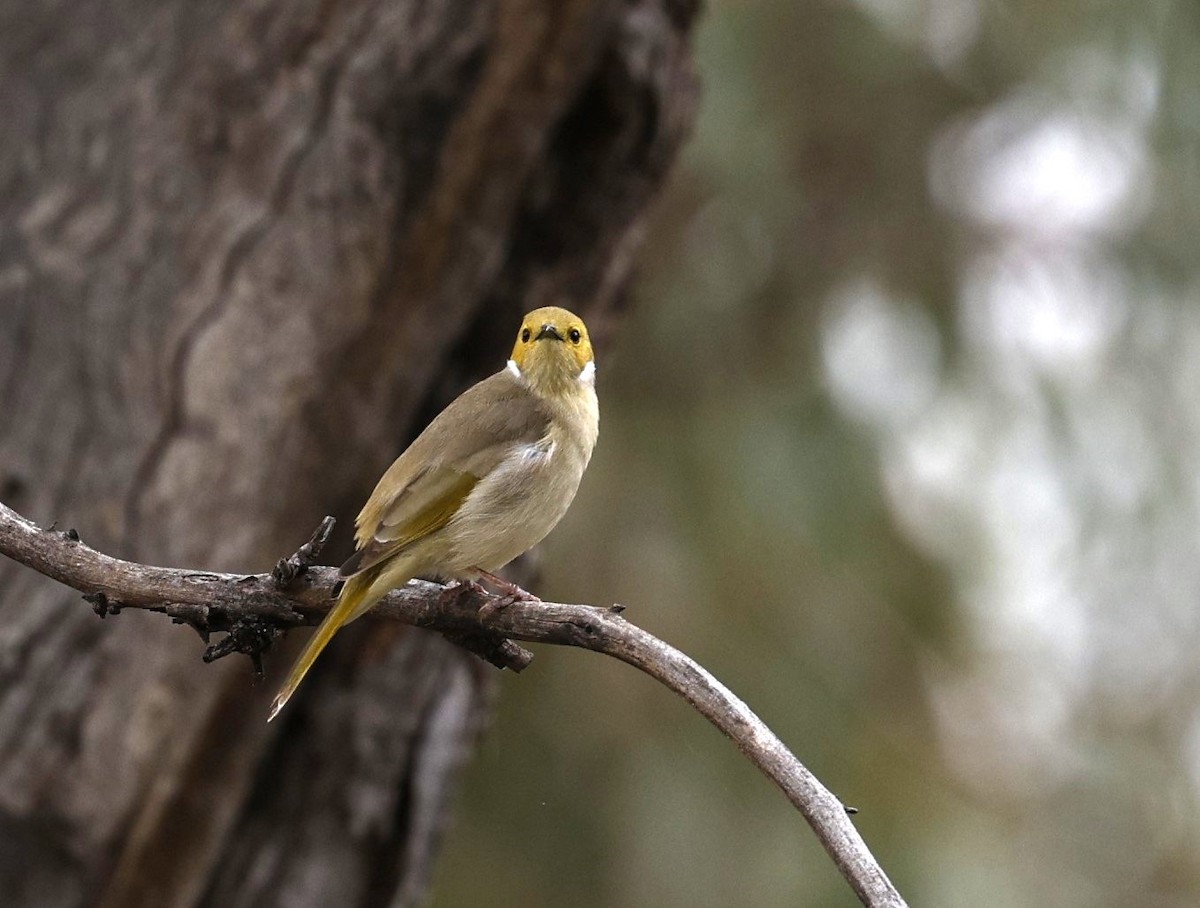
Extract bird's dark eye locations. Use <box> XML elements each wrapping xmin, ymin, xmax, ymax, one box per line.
<box><xmin>521</xmin><ymin>327</ymin><xmax>531</xmax><ymax>343</ymax></box>
<box><xmin>568</xmin><ymin>328</ymin><xmax>582</xmax><ymax>344</ymax></box>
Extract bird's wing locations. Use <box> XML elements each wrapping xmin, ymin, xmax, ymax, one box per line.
<box><xmin>339</xmin><ymin>465</ymin><xmax>478</xmax><ymax>577</ymax></box>
<box><xmin>340</xmin><ymin>370</ymin><xmax>551</xmax><ymax>578</ymax></box>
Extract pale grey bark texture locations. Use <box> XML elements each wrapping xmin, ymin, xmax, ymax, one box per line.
<box><xmin>0</xmin><ymin>1</ymin><xmax>698</xmax><ymax>905</ymax></box>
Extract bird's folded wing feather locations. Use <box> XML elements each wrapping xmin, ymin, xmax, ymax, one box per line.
<box><xmin>340</xmin><ymin>370</ymin><xmax>552</xmax><ymax>578</ymax></box>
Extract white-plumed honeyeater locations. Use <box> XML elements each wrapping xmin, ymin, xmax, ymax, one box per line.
<box><xmin>268</xmin><ymin>306</ymin><xmax>599</xmax><ymax>720</ymax></box>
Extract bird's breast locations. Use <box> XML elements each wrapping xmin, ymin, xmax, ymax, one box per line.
<box><xmin>441</xmin><ymin>402</ymin><xmax>596</xmax><ymax>574</ymax></box>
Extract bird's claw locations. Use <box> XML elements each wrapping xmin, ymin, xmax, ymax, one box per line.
<box><xmin>472</xmin><ymin>568</ymin><xmax>539</xmax><ymax>605</ymax></box>
<box><xmin>437</xmin><ymin>578</ymin><xmax>488</xmax><ymax>608</ymax></box>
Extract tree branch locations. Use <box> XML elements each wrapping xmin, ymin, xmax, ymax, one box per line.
<box><xmin>0</xmin><ymin>500</ymin><xmax>907</xmax><ymax>908</ymax></box>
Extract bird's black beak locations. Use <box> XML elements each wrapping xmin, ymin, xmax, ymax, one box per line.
<box><xmin>535</xmin><ymin>324</ymin><xmax>564</xmax><ymax>341</ymax></box>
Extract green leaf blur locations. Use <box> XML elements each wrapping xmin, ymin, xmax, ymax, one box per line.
<box><xmin>437</xmin><ymin>1</ymin><xmax>1200</xmax><ymax>905</ymax></box>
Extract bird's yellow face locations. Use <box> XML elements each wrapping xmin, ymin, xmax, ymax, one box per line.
<box><xmin>509</xmin><ymin>306</ymin><xmax>595</xmax><ymax>392</ymax></box>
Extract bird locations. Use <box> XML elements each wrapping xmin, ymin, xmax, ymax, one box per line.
<box><xmin>268</xmin><ymin>306</ymin><xmax>600</xmax><ymax>721</ymax></box>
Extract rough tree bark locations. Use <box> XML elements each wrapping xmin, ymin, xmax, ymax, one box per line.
<box><xmin>0</xmin><ymin>2</ymin><xmax>698</xmax><ymax>906</ymax></box>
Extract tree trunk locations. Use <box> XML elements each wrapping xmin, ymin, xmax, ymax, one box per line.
<box><xmin>0</xmin><ymin>1</ymin><xmax>697</xmax><ymax>905</ymax></box>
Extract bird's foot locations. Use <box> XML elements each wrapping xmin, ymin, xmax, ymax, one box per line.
<box><xmin>436</xmin><ymin>578</ymin><xmax>488</xmax><ymax>608</ymax></box>
<box><xmin>472</xmin><ymin>568</ymin><xmax>540</xmax><ymax>610</ymax></box>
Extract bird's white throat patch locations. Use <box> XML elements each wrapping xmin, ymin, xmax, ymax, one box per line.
<box><xmin>506</xmin><ymin>359</ymin><xmax>521</xmax><ymax>379</ymax></box>
<box><xmin>579</xmin><ymin>360</ymin><xmax>596</xmax><ymax>385</ymax></box>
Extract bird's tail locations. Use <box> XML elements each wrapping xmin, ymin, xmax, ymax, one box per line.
<box><xmin>267</xmin><ymin>568</ymin><xmax>383</xmax><ymax>722</ymax></box>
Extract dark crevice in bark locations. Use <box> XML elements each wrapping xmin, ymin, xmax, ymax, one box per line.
<box><xmin>123</xmin><ymin>24</ymin><xmax>355</xmax><ymax>555</ymax></box>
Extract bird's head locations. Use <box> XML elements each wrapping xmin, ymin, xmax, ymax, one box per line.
<box><xmin>508</xmin><ymin>306</ymin><xmax>595</xmax><ymax>395</ymax></box>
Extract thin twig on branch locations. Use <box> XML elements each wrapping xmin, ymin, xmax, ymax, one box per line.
<box><xmin>0</xmin><ymin>500</ymin><xmax>907</xmax><ymax>908</ymax></box>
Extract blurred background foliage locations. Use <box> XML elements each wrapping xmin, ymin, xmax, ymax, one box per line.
<box><xmin>437</xmin><ymin>0</ymin><xmax>1200</xmax><ymax>904</ymax></box>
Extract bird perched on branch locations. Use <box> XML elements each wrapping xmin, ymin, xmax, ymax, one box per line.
<box><xmin>268</xmin><ymin>306</ymin><xmax>600</xmax><ymax>721</ymax></box>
